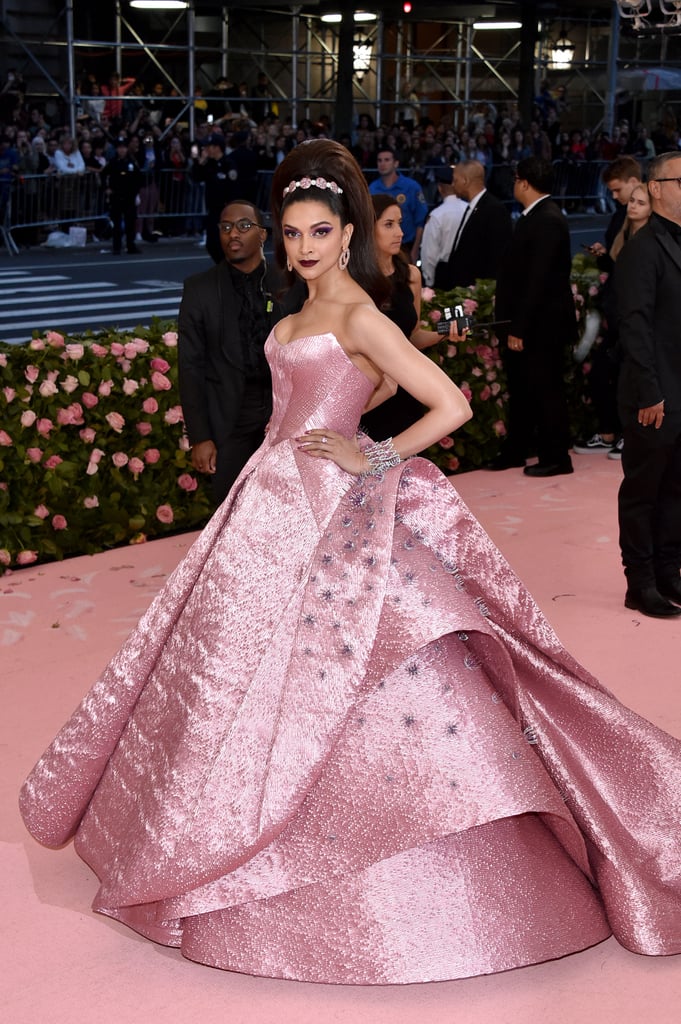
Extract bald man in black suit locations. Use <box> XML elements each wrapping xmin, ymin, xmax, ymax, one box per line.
<box><xmin>445</xmin><ymin>159</ymin><xmax>512</xmax><ymax>288</ymax></box>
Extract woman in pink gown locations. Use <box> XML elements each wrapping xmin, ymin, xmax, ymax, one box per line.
<box><xmin>20</xmin><ymin>140</ymin><xmax>681</xmax><ymax>984</ymax></box>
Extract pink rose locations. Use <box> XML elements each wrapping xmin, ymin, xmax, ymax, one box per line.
<box><xmin>83</xmin><ymin>495</ymin><xmax>99</xmax><ymax>509</ymax></box>
<box><xmin>491</xmin><ymin>382</ymin><xmax>501</xmax><ymax>396</ymax></box>
<box><xmin>0</xmin><ymin>353</ymin><xmax>7</xmax><ymax>366</ymax></box>
<box><xmin>438</xmin><ymin>435</ymin><xmax>454</xmax><ymax>450</ymax></box>
<box><xmin>142</xmin><ymin>396</ymin><xmax>158</xmax><ymax>414</ymax></box>
<box><xmin>105</xmin><ymin>411</ymin><xmax>125</xmax><ymax>433</ymax></box>
<box><xmin>144</xmin><ymin>448</ymin><xmax>161</xmax><ymax>464</ymax></box>
<box><xmin>43</xmin><ymin>455</ymin><xmax>63</xmax><ymax>469</ymax></box>
<box><xmin>45</xmin><ymin>330</ymin><xmax>65</xmax><ymax>347</ymax></box>
<box><xmin>110</xmin><ymin>342</ymin><xmax>125</xmax><ymax>356</ymax></box>
<box><xmin>34</xmin><ymin>504</ymin><xmax>50</xmax><ymax>519</ymax></box>
<box><xmin>131</xmin><ymin>337</ymin><xmax>150</xmax><ymax>353</ymax></box>
<box><xmin>128</xmin><ymin>457</ymin><xmax>145</xmax><ymax>475</ymax></box>
<box><xmin>3</xmin><ymin>386</ymin><xmax>17</xmax><ymax>402</ymax></box>
<box><xmin>79</xmin><ymin>427</ymin><xmax>96</xmax><ymax>443</ymax></box>
<box><xmin>164</xmin><ymin>405</ymin><xmax>183</xmax><ymax>425</ymax></box>
<box><xmin>112</xmin><ymin>451</ymin><xmax>129</xmax><ymax>468</ymax></box>
<box><xmin>177</xmin><ymin>473</ymin><xmax>198</xmax><ymax>492</ymax></box>
<box><xmin>485</xmin><ymin>371</ymin><xmax>497</xmax><ymax>382</ymax></box>
<box><xmin>493</xmin><ymin>420</ymin><xmax>507</xmax><ymax>437</ymax></box>
<box><xmin>36</xmin><ymin>418</ymin><xmax>53</xmax><ymax>437</ymax></box>
<box><xmin>0</xmin><ymin>430</ymin><xmax>12</xmax><ymax>446</ymax></box>
<box><xmin>156</xmin><ymin>504</ymin><xmax>174</xmax><ymax>524</ymax></box>
<box><xmin>25</xmin><ymin>365</ymin><xmax>40</xmax><ymax>384</ymax></box>
<box><xmin>124</xmin><ymin>343</ymin><xmax>140</xmax><ymax>360</ymax></box>
<box><xmin>82</xmin><ymin>391</ymin><xmax>99</xmax><ymax>409</ymax></box>
<box><xmin>460</xmin><ymin>383</ymin><xmax>473</xmax><ymax>403</ymax></box>
<box><xmin>26</xmin><ymin>447</ymin><xmax>43</xmax><ymax>463</ymax></box>
<box><xmin>179</xmin><ymin>435</ymin><xmax>190</xmax><ymax>451</ymax></box>
<box><xmin>29</xmin><ymin>337</ymin><xmax>46</xmax><ymax>350</ymax></box>
<box><xmin>480</xmin><ymin>385</ymin><xmax>492</xmax><ymax>401</ymax></box>
<box><xmin>421</xmin><ymin>287</ymin><xmax>435</xmax><ymax>302</ymax></box>
<box><xmin>39</xmin><ymin>379</ymin><xmax>59</xmax><ymax>398</ymax></box>
<box><xmin>150</xmin><ymin>356</ymin><xmax>171</xmax><ymax>373</ymax></box>
<box><xmin>462</xmin><ymin>298</ymin><xmax>478</xmax><ymax>316</ymax></box>
<box><xmin>429</xmin><ymin>309</ymin><xmax>442</xmax><ymax>324</ymax></box>
<box><xmin>0</xmin><ymin>549</ymin><xmax>11</xmax><ymax>566</ymax></box>
<box><xmin>16</xmin><ymin>550</ymin><xmax>38</xmax><ymax>565</ymax></box>
<box><xmin>119</xmin><ymin>358</ymin><xmax>131</xmax><ymax>373</ymax></box>
<box><xmin>61</xmin><ymin>374</ymin><xmax>80</xmax><ymax>393</ymax></box>
<box><xmin>446</xmin><ymin>455</ymin><xmax>460</xmax><ymax>472</ymax></box>
<box><xmin>588</xmin><ymin>285</ymin><xmax>599</xmax><ymax>297</ymax></box>
<box><xmin>599</xmin><ymin>273</ymin><xmax>609</xmax><ymax>284</ymax></box>
<box><xmin>471</xmin><ymin>367</ymin><xmax>483</xmax><ymax>377</ymax></box>
<box><xmin>65</xmin><ymin>343</ymin><xmax>85</xmax><ymax>360</ymax></box>
<box><xmin>90</xmin><ymin>448</ymin><xmax>105</xmax><ymax>464</ymax></box>
<box><xmin>161</xmin><ymin>331</ymin><xmax>178</xmax><ymax>347</ymax></box>
<box><xmin>122</xmin><ymin>378</ymin><xmax>139</xmax><ymax>396</ymax></box>
<box><xmin>98</xmin><ymin>380</ymin><xmax>114</xmax><ymax>397</ymax></box>
<box><xmin>90</xmin><ymin>343</ymin><xmax>108</xmax><ymax>357</ymax></box>
<box><xmin>57</xmin><ymin>402</ymin><xmax>84</xmax><ymax>426</ymax></box>
<box><xmin>151</xmin><ymin>371</ymin><xmax>172</xmax><ymax>391</ymax></box>
<box><xmin>136</xmin><ymin>421</ymin><xmax>153</xmax><ymax>436</ymax></box>
<box><xmin>52</xmin><ymin>514</ymin><xmax>68</xmax><ymax>530</ymax></box>
<box><xmin>446</xmin><ymin>344</ymin><xmax>457</xmax><ymax>358</ymax></box>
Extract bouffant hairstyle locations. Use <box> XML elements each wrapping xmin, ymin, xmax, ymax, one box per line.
<box><xmin>271</xmin><ymin>139</ymin><xmax>389</xmax><ymax>307</ymax></box>
<box><xmin>371</xmin><ymin>193</ymin><xmax>411</xmax><ymax>294</ymax></box>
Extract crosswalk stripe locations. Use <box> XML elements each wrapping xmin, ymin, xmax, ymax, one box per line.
<box><xmin>2</xmin><ymin>309</ymin><xmax>181</xmax><ymax>344</ymax></box>
<box><xmin>0</xmin><ymin>288</ymin><xmax>182</xmax><ymax>310</ymax></box>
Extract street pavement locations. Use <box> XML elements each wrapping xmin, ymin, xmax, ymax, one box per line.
<box><xmin>0</xmin><ymin>214</ymin><xmax>610</xmax><ymax>345</ymax></box>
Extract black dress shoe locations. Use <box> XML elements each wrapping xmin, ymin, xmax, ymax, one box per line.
<box><xmin>657</xmin><ymin>577</ymin><xmax>681</xmax><ymax>606</ymax></box>
<box><xmin>624</xmin><ymin>586</ymin><xmax>681</xmax><ymax>618</ymax></box>
<box><xmin>523</xmin><ymin>461</ymin><xmax>574</xmax><ymax>478</ymax></box>
<box><xmin>484</xmin><ymin>454</ymin><xmax>526</xmax><ymax>471</ymax></box>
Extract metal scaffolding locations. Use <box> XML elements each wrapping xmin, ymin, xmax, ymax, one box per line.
<box><xmin>3</xmin><ymin>1</ymin><xmax>681</xmax><ymax>137</ymax></box>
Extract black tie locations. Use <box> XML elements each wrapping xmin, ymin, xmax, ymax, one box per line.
<box><xmin>452</xmin><ymin>204</ymin><xmax>471</xmax><ymax>251</ymax></box>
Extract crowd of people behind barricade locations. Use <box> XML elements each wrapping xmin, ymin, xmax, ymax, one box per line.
<box><xmin>2</xmin><ymin>65</ymin><xmax>681</xmax><ymax>251</ymax></box>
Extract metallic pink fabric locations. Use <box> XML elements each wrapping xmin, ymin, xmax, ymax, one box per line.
<box><xmin>20</xmin><ymin>333</ymin><xmax>681</xmax><ymax>983</ymax></box>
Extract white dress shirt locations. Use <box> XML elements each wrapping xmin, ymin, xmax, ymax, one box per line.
<box><xmin>420</xmin><ymin>193</ymin><xmax>469</xmax><ymax>286</ymax></box>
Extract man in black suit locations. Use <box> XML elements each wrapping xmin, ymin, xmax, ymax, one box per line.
<box><xmin>178</xmin><ymin>199</ymin><xmax>304</xmax><ymax>503</ymax></box>
<box><xmin>445</xmin><ymin>159</ymin><xmax>512</xmax><ymax>287</ymax></box>
<box><xmin>613</xmin><ymin>152</ymin><xmax>681</xmax><ymax>618</ymax></box>
<box><xmin>493</xmin><ymin>157</ymin><xmax>577</xmax><ymax>477</ymax></box>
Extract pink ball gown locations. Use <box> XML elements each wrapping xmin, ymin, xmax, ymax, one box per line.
<box><xmin>20</xmin><ymin>332</ymin><xmax>681</xmax><ymax>983</ymax></box>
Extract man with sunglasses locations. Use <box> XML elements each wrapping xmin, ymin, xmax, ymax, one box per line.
<box><xmin>178</xmin><ymin>200</ymin><xmax>305</xmax><ymax>502</ymax></box>
<box><xmin>613</xmin><ymin>153</ymin><xmax>681</xmax><ymax>618</ymax></box>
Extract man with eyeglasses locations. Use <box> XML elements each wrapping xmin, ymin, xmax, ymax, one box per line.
<box><xmin>178</xmin><ymin>200</ymin><xmax>305</xmax><ymax>502</ymax></box>
<box><xmin>613</xmin><ymin>152</ymin><xmax>681</xmax><ymax>618</ymax></box>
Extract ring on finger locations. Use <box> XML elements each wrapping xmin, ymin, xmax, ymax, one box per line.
<box><xmin>321</xmin><ymin>436</ymin><xmax>327</xmax><ymax>444</ymax></box>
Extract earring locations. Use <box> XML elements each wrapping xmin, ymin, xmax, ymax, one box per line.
<box><xmin>286</xmin><ymin>259</ymin><xmax>293</xmax><ymax>272</ymax></box>
<box><xmin>338</xmin><ymin>248</ymin><xmax>350</xmax><ymax>271</ymax></box>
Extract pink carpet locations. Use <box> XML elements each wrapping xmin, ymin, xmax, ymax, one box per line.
<box><xmin>3</xmin><ymin>457</ymin><xmax>680</xmax><ymax>1023</ymax></box>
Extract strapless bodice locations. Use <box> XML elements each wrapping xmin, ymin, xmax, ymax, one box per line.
<box><xmin>265</xmin><ymin>331</ymin><xmax>375</xmax><ymax>444</ymax></box>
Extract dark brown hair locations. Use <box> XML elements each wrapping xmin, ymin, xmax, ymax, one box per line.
<box><xmin>371</xmin><ymin>193</ymin><xmax>411</xmax><ymax>292</ymax></box>
<box><xmin>271</xmin><ymin>139</ymin><xmax>389</xmax><ymax>307</ymax></box>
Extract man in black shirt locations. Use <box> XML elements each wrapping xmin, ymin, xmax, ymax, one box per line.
<box><xmin>178</xmin><ymin>200</ymin><xmax>305</xmax><ymax>502</ymax></box>
<box><xmin>191</xmin><ymin>132</ymin><xmax>237</xmax><ymax>263</ymax></box>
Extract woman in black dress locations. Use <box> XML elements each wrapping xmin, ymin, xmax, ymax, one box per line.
<box><xmin>362</xmin><ymin>193</ymin><xmax>458</xmax><ymax>438</ymax></box>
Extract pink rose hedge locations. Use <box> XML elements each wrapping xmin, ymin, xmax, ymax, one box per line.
<box><xmin>0</xmin><ymin>323</ymin><xmax>212</xmax><ymax>572</ymax></box>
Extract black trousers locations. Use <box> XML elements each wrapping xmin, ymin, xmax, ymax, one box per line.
<box><xmin>211</xmin><ymin>377</ymin><xmax>271</xmax><ymax>505</ymax></box>
<box><xmin>110</xmin><ymin>196</ymin><xmax>136</xmax><ymax>253</ymax></box>
<box><xmin>618</xmin><ymin>409</ymin><xmax>681</xmax><ymax>588</ymax></box>
<box><xmin>587</xmin><ymin>331</ymin><xmax>621</xmax><ymax>437</ymax></box>
<box><xmin>502</xmin><ymin>340</ymin><xmax>572</xmax><ymax>466</ymax></box>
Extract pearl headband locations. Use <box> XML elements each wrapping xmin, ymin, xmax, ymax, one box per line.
<box><xmin>282</xmin><ymin>176</ymin><xmax>344</xmax><ymax>198</ymax></box>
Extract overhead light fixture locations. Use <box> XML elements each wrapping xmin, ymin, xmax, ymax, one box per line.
<box><xmin>321</xmin><ymin>11</ymin><xmax>377</xmax><ymax>23</ymax></box>
<box><xmin>130</xmin><ymin>1</ymin><xmax>189</xmax><ymax>9</ymax></box>
<box><xmin>353</xmin><ymin>33</ymin><xmax>373</xmax><ymax>81</ymax></box>
<box><xmin>550</xmin><ymin>28</ymin><xmax>576</xmax><ymax>69</ymax></box>
<box><xmin>472</xmin><ymin>21</ymin><xmax>522</xmax><ymax>30</ymax></box>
